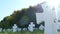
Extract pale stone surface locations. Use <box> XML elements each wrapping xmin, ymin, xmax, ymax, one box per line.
<box><xmin>17</xmin><ymin>28</ymin><xmax>21</xmax><ymax>31</ymax></box>
<box><xmin>23</xmin><ymin>28</ymin><xmax>27</xmax><ymax>31</ymax></box>
<box><xmin>28</xmin><ymin>22</ymin><xmax>35</xmax><ymax>32</ymax></box>
<box><xmin>39</xmin><ymin>25</ymin><xmax>44</xmax><ymax>30</ymax></box>
<box><xmin>6</xmin><ymin>29</ymin><xmax>12</xmax><ymax>32</ymax></box>
<box><xmin>13</xmin><ymin>24</ymin><xmax>18</xmax><ymax>32</ymax></box>
<box><xmin>3</xmin><ymin>29</ymin><xmax>5</xmax><ymax>32</ymax></box>
<box><xmin>36</xmin><ymin>2</ymin><xmax>58</xmax><ymax>34</ymax></box>
<box><xmin>57</xmin><ymin>23</ymin><xmax>60</xmax><ymax>30</ymax></box>
<box><xmin>0</xmin><ymin>28</ymin><xmax>2</xmax><ymax>32</ymax></box>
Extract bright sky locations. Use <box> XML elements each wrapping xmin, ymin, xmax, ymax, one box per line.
<box><xmin>0</xmin><ymin>0</ymin><xmax>46</xmax><ymax>21</ymax></box>
<box><xmin>47</xmin><ymin>0</ymin><xmax>60</xmax><ymax>7</ymax></box>
<box><xmin>0</xmin><ymin>0</ymin><xmax>60</xmax><ymax>21</ymax></box>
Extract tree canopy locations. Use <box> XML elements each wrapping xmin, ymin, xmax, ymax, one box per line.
<box><xmin>0</xmin><ymin>5</ymin><xmax>43</xmax><ymax>29</ymax></box>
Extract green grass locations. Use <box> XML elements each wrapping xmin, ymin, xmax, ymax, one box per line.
<box><xmin>0</xmin><ymin>30</ymin><xmax>60</xmax><ymax>34</ymax></box>
<box><xmin>0</xmin><ymin>29</ymin><xmax>44</xmax><ymax>34</ymax></box>
<box><xmin>58</xmin><ymin>32</ymin><xmax>60</xmax><ymax>34</ymax></box>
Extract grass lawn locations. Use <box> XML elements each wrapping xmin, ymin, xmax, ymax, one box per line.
<box><xmin>0</xmin><ymin>29</ymin><xmax>60</xmax><ymax>34</ymax></box>
<box><xmin>0</xmin><ymin>29</ymin><xmax>44</xmax><ymax>34</ymax></box>
<box><xmin>58</xmin><ymin>31</ymin><xmax>60</xmax><ymax>34</ymax></box>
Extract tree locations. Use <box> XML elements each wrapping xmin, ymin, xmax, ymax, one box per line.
<box><xmin>0</xmin><ymin>5</ymin><xmax>43</xmax><ymax>29</ymax></box>
<box><xmin>19</xmin><ymin>15</ymin><xmax>29</xmax><ymax>28</ymax></box>
<box><xmin>40</xmin><ymin>21</ymin><xmax>45</xmax><ymax>26</ymax></box>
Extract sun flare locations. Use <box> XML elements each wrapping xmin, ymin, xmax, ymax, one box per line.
<box><xmin>46</xmin><ymin>0</ymin><xmax>59</xmax><ymax>7</ymax></box>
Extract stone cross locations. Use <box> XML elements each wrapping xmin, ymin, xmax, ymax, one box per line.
<box><xmin>36</xmin><ymin>2</ymin><xmax>58</xmax><ymax>34</ymax></box>
<box><xmin>13</xmin><ymin>24</ymin><xmax>18</xmax><ymax>32</ymax></box>
<box><xmin>39</xmin><ymin>24</ymin><xmax>44</xmax><ymax>30</ymax></box>
<box><xmin>28</xmin><ymin>22</ymin><xmax>35</xmax><ymax>32</ymax></box>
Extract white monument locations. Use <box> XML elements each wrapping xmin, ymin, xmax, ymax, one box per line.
<box><xmin>17</xmin><ymin>28</ymin><xmax>21</xmax><ymax>31</ymax></box>
<box><xmin>3</xmin><ymin>29</ymin><xmax>5</xmax><ymax>32</ymax></box>
<box><xmin>28</xmin><ymin>22</ymin><xmax>35</xmax><ymax>32</ymax></box>
<box><xmin>36</xmin><ymin>2</ymin><xmax>58</xmax><ymax>34</ymax></box>
<box><xmin>23</xmin><ymin>28</ymin><xmax>27</xmax><ymax>31</ymax></box>
<box><xmin>6</xmin><ymin>29</ymin><xmax>12</xmax><ymax>32</ymax></box>
<box><xmin>39</xmin><ymin>24</ymin><xmax>44</xmax><ymax>30</ymax></box>
<box><xmin>57</xmin><ymin>23</ymin><xmax>60</xmax><ymax>30</ymax></box>
<box><xmin>0</xmin><ymin>28</ymin><xmax>2</xmax><ymax>32</ymax></box>
<box><xmin>13</xmin><ymin>24</ymin><xmax>18</xmax><ymax>32</ymax></box>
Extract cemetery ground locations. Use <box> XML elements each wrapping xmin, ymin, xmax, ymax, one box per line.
<box><xmin>0</xmin><ymin>29</ymin><xmax>44</xmax><ymax>34</ymax></box>
<box><xmin>0</xmin><ymin>29</ymin><xmax>60</xmax><ymax>34</ymax></box>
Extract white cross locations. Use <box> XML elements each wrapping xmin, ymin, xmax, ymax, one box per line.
<box><xmin>36</xmin><ymin>2</ymin><xmax>58</xmax><ymax>34</ymax></box>
<box><xmin>28</xmin><ymin>22</ymin><xmax>35</xmax><ymax>32</ymax></box>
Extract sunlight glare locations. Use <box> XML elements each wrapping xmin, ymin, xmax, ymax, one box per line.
<box><xmin>46</xmin><ymin>0</ymin><xmax>59</xmax><ymax>7</ymax></box>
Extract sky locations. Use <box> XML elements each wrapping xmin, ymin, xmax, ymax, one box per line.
<box><xmin>0</xmin><ymin>0</ymin><xmax>46</xmax><ymax>21</ymax></box>
<box><xmin>0</xmin><ymin>0</ymin><xmax>60</xmax><ymax>21</ymax></box>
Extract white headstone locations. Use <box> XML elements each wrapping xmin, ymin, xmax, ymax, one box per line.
<box><xmin>0</xmin><ymin>28</ymin><xmax>2</xmax><ymax>32</ymax></box>
<box><xmin>28</xmin><ymin>22</ymin><xmax>35</xmax><ymax>32</ymax></box>
<box><xmin>13</xmin><ymin>24</ymin><xmax>18</xmax><ymax>32</ymax></box>
<box><xmin>23</xmin><ymin>28</ymin><xmax>27</xmax><ymax>31</ymax></box>
<box><xmin>39</xmin><ymin>25</ymin><xmax>44</xmax><ymax>30</ymax></box>
<box><xmin>17</xmin><ymin>28</ymin><xmax>21</xmax><ymax>31</ymax></box>
<box><xmin>3</xmin><ymin>29</ymin><xmax>5</xmax><ymax>32</ymax></box>
<box><xmin>6</xmin><ymin>29</ymin><xmax>12</xmax><ymax>32</ymax></box>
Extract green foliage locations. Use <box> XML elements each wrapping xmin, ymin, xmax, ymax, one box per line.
<box><xmin>20</xmin><ymin>16</ymin><xmax>29</xmax><ymax>28</ymax></box>
<box><xmin>39</xmin><ymin>21</ymin><xmax>45</xmax><ymax>26</ymax></box>
<box><xmin>0</xmin><ymin>29</ymin><xmax>44</xmax><ymax>34</ymax></box>
<box><xmin>0</xmin><ymin>6</ymin><xmax>43</xmax><ymax>29</ymax></box>
<box><xmin>40</xmin><ymin>21</ymin><xmax>45</xmax><ymax>26</ymax></box>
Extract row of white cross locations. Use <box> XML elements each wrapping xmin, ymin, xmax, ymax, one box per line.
<box><xmin>0</xmin><ymin>23</ymin><xmax>44</xmax><ymax>32</ymax></box>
